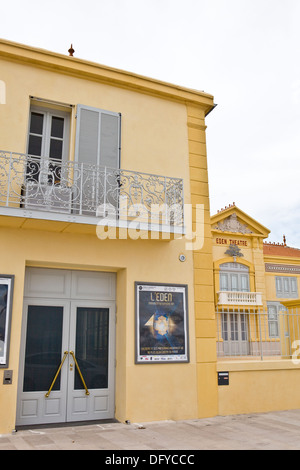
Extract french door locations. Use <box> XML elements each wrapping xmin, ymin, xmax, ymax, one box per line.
<box><xmin>16</xmin><ymin>269</ymin><xmax>116</xmax><ymax>426</ymax></box>
<box><xmin>222</xmin><ymin>312</ymin><xmax>249</xmax><ymax>356</ymax></box>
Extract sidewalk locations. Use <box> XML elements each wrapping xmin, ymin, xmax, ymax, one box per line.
<box><xmin>1</xmin><ymin>409</ymin><xmax>300</xmax><ymax>450</ymax></box>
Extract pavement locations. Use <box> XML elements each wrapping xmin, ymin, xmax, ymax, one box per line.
<box><xmin>2</xmin><ymin>409</ymin><xmax>300</xmax><ymax>450</ymax></box>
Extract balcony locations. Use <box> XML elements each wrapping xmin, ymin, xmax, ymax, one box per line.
<box><xmin>217</xmin><ymin>291</ymin><xmax>263</xmax><ymax>306</ymax></box>
<box><xmin>0</xmin><ymin>151</ymin><xmax>184</xmax><ymax>234</ymax></box>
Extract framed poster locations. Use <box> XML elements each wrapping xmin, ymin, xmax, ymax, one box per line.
<box><xmin>0</xmin><ymin>275</ymin><xmax>14</xmax><ymax>368</ymax></box>
<box><xmin>135</xmin><ymin>282</ymin><xmax>189</xmax><ymax>363</ymax></box>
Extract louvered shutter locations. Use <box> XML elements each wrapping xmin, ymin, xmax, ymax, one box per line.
<box><xmin>75</xmin><ymin>105</ymin><xmax>121</xmax><ymax>215</ymax></box>
<box><xmin>75</xmin><ymin>107</ymin><xmax>100</xmax><ymax>166</ymax></box>
<box><xmin>275</xmin><ymin>277</ymin><xmax>283</xmax><ymax>297</ymax></box>
<box><xmin>75</xmin><ymin>105</ymin><xmax>121</xmax><ymax>168</ymax></box>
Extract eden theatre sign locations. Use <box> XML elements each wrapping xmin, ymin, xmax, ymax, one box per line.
<box><xmin>216</xmin><ymin>237</ymin><xmax>248</xmax><ymax>247</ymax></box>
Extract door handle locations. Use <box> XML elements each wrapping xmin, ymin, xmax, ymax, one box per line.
<box><xmin>45</xmin><ymin>351</ymin><xmax>69</xmax><ymax>398</ymax></box>
<box><xmin>69</xmin><ymin>351</ymin><xmax>90</xmax><ymax>396</ymax></box>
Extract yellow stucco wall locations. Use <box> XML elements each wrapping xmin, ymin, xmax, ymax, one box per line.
<box><xmin>265</xmin><ymin>272</ymin><xmax>300</xmax><ymax>303</ymax></box>
<box><xmin>217</xmin><ymin>361</ymin><xmax>300</xmax><ymax>415</ymax></box>
<box><xmin>0</xmin><ymin>59</ymin><xmax>191</xmax><ymax>183</ymax></box>
<box><xmin>187</xmin><ymin>105</ymin><xmax>218</xmax><ymax>418</ymax></box>
<box><xmin>0</xmin><ymin>225</ymin><xmax>199</xmax><ymax>433</ymax></box>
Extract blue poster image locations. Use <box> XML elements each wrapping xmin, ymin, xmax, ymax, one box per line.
<box><xmin>136</xmin><ymin>283</ymin><xmax>189</xmax><ymax>363</ymax></box>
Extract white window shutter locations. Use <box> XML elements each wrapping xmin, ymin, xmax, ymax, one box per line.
<box><xmin>75</xmin><ymin>104</ymin><xmax>121</xmax><ymax>168</ymax></box>
<box><xmin>100</xmin><ymin>112</ymin><xmax>121</xmax><ymax>169</ymax></box>
<box><xmin>76</xmin><ymin>106</ymin><xmax>100</xmax><ymax>166</ymax></box>
<box><xmin>74</xmin><ymin>105</ymin><xmax>121</xmax><ymax>216</ymax></box>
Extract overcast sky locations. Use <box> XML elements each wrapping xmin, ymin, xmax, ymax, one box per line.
<box><xmin>1</xmin><ymin>0</ymin><xmax>300</xmax><ymax>246</ymax></box>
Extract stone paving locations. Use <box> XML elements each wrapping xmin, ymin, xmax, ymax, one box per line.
<box><xmin>1</xmin><ymin>409</ymin><xmax>300</xmax><ymax>450</ymax></box>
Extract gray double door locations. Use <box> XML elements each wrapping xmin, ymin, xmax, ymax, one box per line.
<box><xmin>17</xmin><ymin>268</ymin><xmax>116</xmax><ymax>426</ymax></box>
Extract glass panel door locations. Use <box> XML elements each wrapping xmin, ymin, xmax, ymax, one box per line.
<box><xmin>222</xmin><ymin>312</ymin><xmax>249</xmax><ymax>356</ymax></box>
<box><xmin>17</xmin><ymin>300</ymin><xmax>70</xmax><ymax>427</ymax></box>
<box><xmin>23</xmin><ymin>305</ymin><xmax>64</xmax><ymax>392</ymax></box>
<box><xmin>75</xmin><ymin>307</ymin><xmax>109</xmax><ymax>390</ymax></box>
<box><xmin>17</xmin><ymin>269</ymin><xmax>116</xmax><ymax>427</ymax></box>
<box><xmin>67</xmin><ymin>301</ymin><xmax>115</xmax><ymax>422</ymax></box>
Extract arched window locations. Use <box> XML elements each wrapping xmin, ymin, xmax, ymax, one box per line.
<box><xmin>219</xmin><ymin>262</ymin><xmax>250</xmax><ymax>292</ymax></box>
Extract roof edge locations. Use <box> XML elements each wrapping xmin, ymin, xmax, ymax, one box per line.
<box><xmin>0</xmin><ymin>38</ymin><xmax>215</xmax><ymax>112</ymax></box>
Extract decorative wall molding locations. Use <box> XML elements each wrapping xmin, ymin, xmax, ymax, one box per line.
<box><xmin>265</xmin><ymin>263</ymin><xmax>300</xmax><ymax>274</ymax></box>
<box><xmin>214</xmin><ymin>213</ymin><xmax>253</xmax><ymax>234</ymax></box>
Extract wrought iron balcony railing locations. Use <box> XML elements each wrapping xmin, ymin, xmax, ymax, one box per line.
<box><xmin>216</xmin><ymin>306</ymin><xmax>299</xmax><ymax>360</ymax></box>
<box><xmin>0</xmin><ymin>151</ymin><xmax>184</xmax><ymax>231</ymax></box>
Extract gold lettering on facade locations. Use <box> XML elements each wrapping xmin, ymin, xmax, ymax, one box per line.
<box><xmin>216</xmin><ymin>237</ymin><xmax>247</xmax><ymax>247</ymax></box>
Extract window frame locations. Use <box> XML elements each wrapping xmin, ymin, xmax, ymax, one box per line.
<box><xmin>219</xmin><ymin>262</ymin><xmax>250</xmax><ymax>293</ymax></box>
<box><xmin>275</xmin><ymin>276</ymin><xmax>298</xmax><ymax>298</ymax></box>
<box><xmin>27</xmin><ymin>105</ymin><xmax>71</xmax><ymax>163</ymax></box>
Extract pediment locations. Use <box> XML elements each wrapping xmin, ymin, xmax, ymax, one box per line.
<box><xmin>211</xmin><ymin>204</ymin><xmax>270</xmax><ymax>238</ymax></box>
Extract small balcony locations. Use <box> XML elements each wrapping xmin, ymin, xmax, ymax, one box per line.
<box><xmin>217</xmin><ymin>291</ymin><xmax>263</xmax><ymax>306</ymax></box>
<box><xmin>0</xmin><ymin>151</ymin><xmax>184</xmax><ymax>234</ymax></box>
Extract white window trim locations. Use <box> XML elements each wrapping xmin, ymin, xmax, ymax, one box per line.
<box><xmin>27</xmin><ymin>104</ymin><xmax>71</xmax><ymax>163</ymax></box>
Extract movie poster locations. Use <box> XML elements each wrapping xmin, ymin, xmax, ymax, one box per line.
<box><xmin>135</xmin><ymin>283</ymin><xmax>189</xmax><ymax>363</ymax></box>
<box><xmin>0</xmin><ymin>276</ymin><xmax>14</xmax><ymax>368</ymax></box>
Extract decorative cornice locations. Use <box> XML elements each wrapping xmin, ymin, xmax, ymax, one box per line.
<box><xmin>265</xmin><ymin>263</ymin><xmax>300</xmax><ymax>274</ymax></box>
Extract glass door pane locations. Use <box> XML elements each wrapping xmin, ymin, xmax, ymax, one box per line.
<box><xmin>23</xmin><ymin>305</ymin><xmax>63</xmax><ymax>392</ymax></box>
<box><xmin>241</xmin><ymin>274</ymin><xmax>250</xmax><ymax>292</ymax></box>
<box><xmin>49</xmin><ymin>116</ymin><xmax>64</xmax><ymax>184</ymax></box>
<box><xmin>230</xmin><ymin>314</ymin><xmax>239</xmax><ymax>341</ymax></box>
<box><xmin>220</xmin><ymin>273</ymin><xmax>228</xmax><ymax>291</ymax></box>
<box><xmin>75</xmin><ymin>307</ymin><xmax>109</xmax><ymax>390</ymax></box>
<box><xmin>27</xmin><ymin>112</ymin><xmax>44</xmax><ymax>183</ymax></box>
<box><xmin>230</xmin><ymin>274</ymin><xmax>239</xmax><ymax>291</ymax></box>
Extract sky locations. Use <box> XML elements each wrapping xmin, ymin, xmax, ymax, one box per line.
<box><xmin>1</xmin><ymin>0</ymin><xmax>300</xmax><ymax>246</ymax></box>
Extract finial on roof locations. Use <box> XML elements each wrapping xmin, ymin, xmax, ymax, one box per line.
<box><xmin>68</xmin><ymin>44</ymin><xmax>75</xmax><ymax>56</ymax></box>
<box><xmin>283</xmin><ymin>235</ymin><xmax>286</xmax><ymax>246</ymax></box>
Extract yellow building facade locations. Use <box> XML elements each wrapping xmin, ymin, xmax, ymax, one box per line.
<box><xmin>0</xmin><ymin>39</ymin><xmax>216</xmax><ymax>434</ymax></box>
<box><xmin>1</xmin><ymin>39</ymin><xmax>300</xmax><ymax>435</ymax></box>
<box><xmin>211</xmin><ymin>204</ymin><xmax>300</xmax><ymax>416</ymax></box>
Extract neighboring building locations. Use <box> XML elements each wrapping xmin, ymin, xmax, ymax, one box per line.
<box><xmin>0</xmin><ymin>39</ymin><xmax>216</xmax><ymax>433</ymax></box>
<box><xmin>211</xmin><ymin>203</ymin><xmax>300</xmax><ymax>416</ymax></box>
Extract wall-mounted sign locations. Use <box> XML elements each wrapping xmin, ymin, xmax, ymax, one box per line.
<box><xmin>135</xmin><ymin>282</ymin><xmax>189</xmax><ymax>364</ymax></box>
<box><xmin>0</xmin><ymin>275</ymin><xmax>14</xmax><ymax>368</ymax></box>
<box><xmin>216</xmin><ymin>237</ymin><xmax>248</xmax><ymax>246</ymax></box>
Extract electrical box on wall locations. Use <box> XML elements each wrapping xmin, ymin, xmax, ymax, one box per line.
<box><xmin>3</xmin><ymin>370</ymin><xmax>13</xmax><ymax>385</ymax></box>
